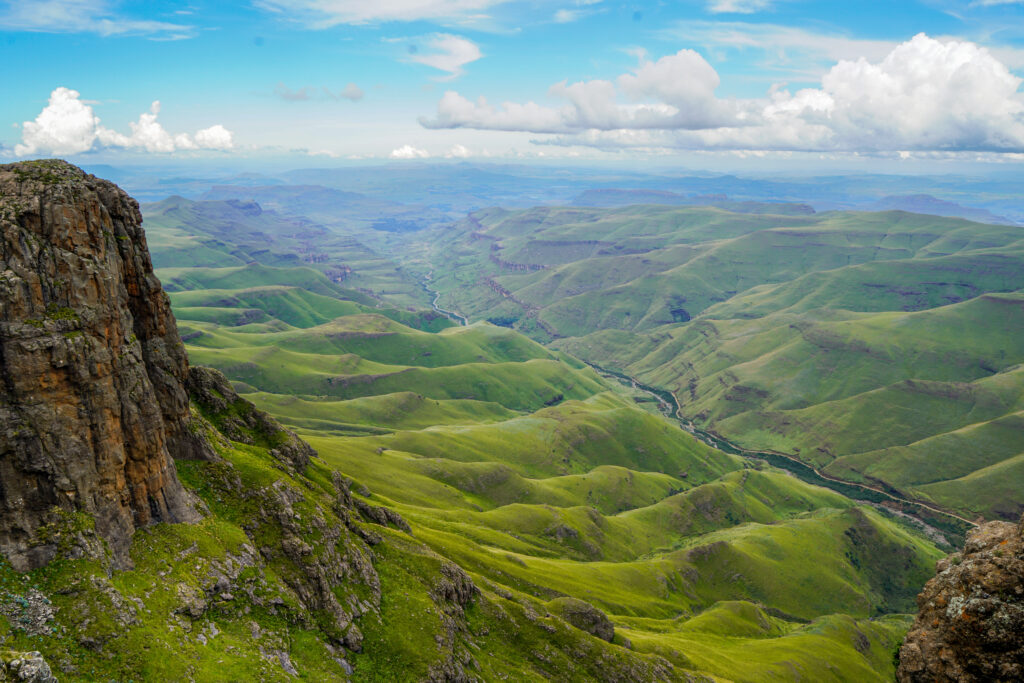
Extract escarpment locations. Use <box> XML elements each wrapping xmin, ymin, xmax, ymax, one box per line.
<box><xmin>0</xmin><ymin>160</ymin><xmax>209</xmax><ymax>570</ymax></box>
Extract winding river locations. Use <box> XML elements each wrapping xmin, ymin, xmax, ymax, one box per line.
<box><xmin>410</xmin><ymin>277</ymin><xmax>973</xmax><ymax>543</ymax></box>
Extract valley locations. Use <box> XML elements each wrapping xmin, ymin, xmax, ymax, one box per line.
<box><xmin>413</xmin><ymin>205</ymin><xmax>1024</xmax><ymax>524</ymax></box>
<box><xmin>134</xmin><ymin>188</ymin><xmax>1004</xmax><ymax>681</ymax></box>
<box><xmin>1</xmin><ymin>160</ymin><xmax>1019</xmax><ymax>682</ymax></box>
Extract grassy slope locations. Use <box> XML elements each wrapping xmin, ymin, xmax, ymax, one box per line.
<box><xmin>158</xmin><ymin>277</ymin><xmax>941</xmax><ymax>681</ymax></box>
<box><xmin>144</xmin><ymin>196</ymin><xmax>429</xmax><ymax>308</ymax></box>
<box><xmin>419</xmin><ymin>206</ymin><xmax>1024</xmax><ymax>521</ymax></box>
<box><xmin>1</xmin><ymin>399</ymin><xmax>683</xmax><ymax>682</ymax></box>
<box><xmin>119</xmin><ymin>206</ymin><xmax>967</xmax><ymax>680</ymax></box>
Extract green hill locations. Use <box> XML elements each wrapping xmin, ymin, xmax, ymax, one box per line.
<box><xmin>409</xmin><ymin>204</ymin><xmax>1024</xmax><ymax>522</ymax></box>
<box><xmin>107</xmin><ymin>199</ymin><xmax>1004</xmax><ymax>681</ymax></box>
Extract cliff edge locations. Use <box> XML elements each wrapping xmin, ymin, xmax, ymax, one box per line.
<box><xmin>0</xmin><ymin>159</ymin><xmax>208</xmax><ymax>570</ymax></box>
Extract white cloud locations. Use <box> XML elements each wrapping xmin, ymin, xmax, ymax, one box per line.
<box><xmin>408</xmin><ymin>34</ymin><xmax>482</xmax><ymax>79</ymax></box>
<box><xmin>422</xmin><ymin>34</ymin><xmax>1024</xmax><ymax>154</ymax></box>
<box><xmin>708</xmin><ymin>0</ymin><xmax>773</xmax><ymax>13</ymax></box>
<box><xmin>421</xmin><ymin>49</ymin><xmax>740</xmax><ymax>133</ymax></box>
<box><xmin>445</xmin><ymin>143</ymin><xmax>471</xmax><ymax>157</ymax></box>
<box><xmin>15</xmin><ymin>88</ymin><xmax>235</xmax><ymax>156</ymax></box>
<box><xmin>15</xmin><ymin>87</ymin><xmax>101</xmax><ymax>156</ymax></box>
<box><xmin>389</xmin><ymin>144</ymin><xmax>430</xmax><ymax>159</ymax></box>
<box><xmin>193</xmin><ymin>125</ymin><xmax>234</xmax><ymax>150</ymax></box>
<box><xmin>255</xmin><ymin>0</ymin><xmax>505</xmax><ymax>27</ymax></box>
<box><xmin>340</xmin><ymin>83</ymin><xmax>365</xmax><ymax>101</ymax></box>
<box><xmin>0</xmin><ymin>0</ymin><xmax>193</xmax><ymax>38</ymax></box>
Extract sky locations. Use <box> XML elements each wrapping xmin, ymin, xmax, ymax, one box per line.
<box><xmin>1</xmin><ymin>0</ymin><xmax>1023</xmax><ymax>169</ymax></box>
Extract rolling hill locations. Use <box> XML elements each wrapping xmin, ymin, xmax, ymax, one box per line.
<box><xmin>414</xmin><ymin>204</ymin><xmax>1024</xmax><ymax>522</ymax></box>
<box><xmin>149</xmin><ymin>246</ymin><xmax>948</xmax><ymax>681</ymax></box>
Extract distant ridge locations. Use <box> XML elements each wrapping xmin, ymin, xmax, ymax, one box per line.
<box><xmin>870</xmin><ymin>194</ymin><xmax>1017</xmax><ymax>225</ymax></box>
<box><xmin>571</xmin><ymin>188</ymin><xmax>816</xmax><ymax>215</ymax></box>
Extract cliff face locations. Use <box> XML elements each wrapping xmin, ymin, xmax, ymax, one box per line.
<box><xmin>0</xmin><ymin>160</ymin><xmax>207</xmax><ymax>570</ymax></box>
<box><xmin>897</xmin><ymin>514</ymin><xmax>1024</xmax><ymax>682</ymax></box>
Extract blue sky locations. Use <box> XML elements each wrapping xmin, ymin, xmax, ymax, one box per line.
<box><xmin>1</xmin><ymin>0</ymin><xmax>1023</xmax><ymax>166</ymax></box>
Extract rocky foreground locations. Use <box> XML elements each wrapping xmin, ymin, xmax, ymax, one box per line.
<box><xmin>898</xmin><ymin>514</ymin><xmax>1024</xmax><ymax>682</ymax></box>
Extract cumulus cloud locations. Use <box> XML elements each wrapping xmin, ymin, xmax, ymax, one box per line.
<box><xmin>408</xmin><ymin>34</ymin><xmax>482</xmax><ymax>80</ymax></box>
<box><xmin>15</xmin><ymin>87</ymin><xmax>101</xmax><ymax>156</ymax></box>
<box><xmin>445</xmin><ymin>143</ymin><xmax>471</xmax><ymax>158</ymax></box>
<box><xmin>389</xmin><ymin>144</ymin><xmax>430</xmax><ymax>159</ymax></box>
<box><xmin>423</xmin><ymin>34</ymin><xmax>1024</xmax><ymax>154</ymax></box>
<box><xmin>1</xmin><ymin>0</ymin><xmax>193</xmax><ymax>39</ymax></box>
<box><xmin>255</xmin><ymin>0</ymin><xmax>505</xmax><ymax>27</ymax></box>
<box><xmin>15</xmin><ymin>88</ymin><xmax>234</xmax><ymax>156</ymax></box>
<box><xmin>421</xmin><ymin>48</ymin><xmax>740</xmax><ymax>133</ymax></box>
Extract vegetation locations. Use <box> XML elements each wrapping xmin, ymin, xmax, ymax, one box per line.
<box><xmin>124</xmin><ymin>234</ymin><xmax>950</xmax><ymax>679</ymax></box>
<box><xmin>410</xmin><ymin>204</ymin><xmax>1024</xmax><ymax>522</ymax></box>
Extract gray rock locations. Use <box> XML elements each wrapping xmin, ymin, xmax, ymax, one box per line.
<box><xmin>548</xmin><ymin>597</ymin><xmax>615</xmax><ymax>642</ymax></box>
<box><xmin>1</xmin><ymin>651</ymin><xmax>58</xmax><ymax>683</ymax></box>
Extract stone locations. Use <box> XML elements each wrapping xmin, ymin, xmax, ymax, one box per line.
<box><xmin>0</xmin><ymin>651</ymin><xmax>58</xmax><ymax>683</ymax></box>
<box><xmin>548</xmin><ymin>597</ymin><xmax>615</xmax><ymax>642</ymax></box>
<box><xmin>187</xmin><ymin>365</ymin><xmax>314</xmax><ymax>472</ymax></box>
<box><xmin>0</xmin><ymin>160</ymin><xmax>209</xmax><ymax>571</ymax></box>
<box><xmin>897</xmin><ymin>513</ymin><xmax>1024</xmax><ymax>682</ymax></box>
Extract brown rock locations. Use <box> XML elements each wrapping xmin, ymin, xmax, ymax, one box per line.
<box><xmin>0</xmin><ymin>160</ymin><xmax>207</xmax><ymax>570</ymax></box>
<box><xmin>897</xmin><ymin>513</ymin><xmax>1024</xmax><ymax>682</ymax></box>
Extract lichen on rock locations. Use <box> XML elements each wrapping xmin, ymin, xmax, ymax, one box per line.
<box><xmin>897</xmin><ymin>513</ymin><xmax>1024</xmax><ymax>682</ymax></box>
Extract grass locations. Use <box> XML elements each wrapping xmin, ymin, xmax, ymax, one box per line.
<box><xmin>16</xmin><ymin>199</ymin><xmax>978</xmax><ymax>681</ymax></box>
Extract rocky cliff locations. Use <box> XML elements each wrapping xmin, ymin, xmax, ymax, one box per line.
<box><xmin>0</xmin><ymin>160</ymin><xmax>208</xmax><ymax>570</ymax></box>
<box><xmin>897</xmin><ymin>514</ymin><xmax>1024</xmax><ymax>682</ymax></box>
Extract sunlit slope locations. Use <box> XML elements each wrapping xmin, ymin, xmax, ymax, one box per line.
<box><xmin>170</xmin><ymin>286</ymin><xmax>452</xmax><ymax>331</ymax></box>
<box><xmin>304</xmin><ymin>392</ymin><xmax>940</xmax><ymax>682</ymax></box>
<box><xmin>422</xmin><ymin>206</ymin><xmax>1024</xmax><ymax>339</ymax></box>
<box><xmin>155</xmin><ymin>243</ymin><xmax>945</xmax><ymax>681</ymax></box>
<box><xmin>558</xmin><ymin>292</ymin><xmax>1024</xmax><ymax>519</ymax></box>
<box><xmin>176</xmin><ymin>321</ymin><xmax>937</xmax><ymax>680</ymax></box>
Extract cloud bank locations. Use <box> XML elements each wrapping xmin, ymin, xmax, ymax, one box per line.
<box><xmin>421</xmin><ymin>34</ymin><xmax>1024</xmax><ymax>154</ymax></box>
<box><xmin>15</xmin><ymin>88</ymin><xmax>234</xmax><ymax>156</ymax></box>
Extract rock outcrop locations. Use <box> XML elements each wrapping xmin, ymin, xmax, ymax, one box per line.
<box><xmin>0</xmin><ymin>160</ymin><xmax>208</xmax><ymax>570</ymax></box>
<box><xmin>0</xmin><ymin>651</ymin><xmax>58</xmax><ymax>683</ymax></box>
<box><xmin>897</xmin><ymin>514</ymin><xmax>1024</xmax><ymax>682</ymax></box>
<box><xmin>548</xmin><ymin>597</ymin><xmax>615</xmax><ymax>642</ymax></box>
<box><xmin>187</xmin><ymin>365</ymin><xmax>314</xmax><ymax>472</ymax></box>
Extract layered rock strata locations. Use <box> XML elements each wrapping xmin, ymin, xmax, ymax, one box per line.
<box><xmin>0</xmin><ymin>160</ymin><xmax>207</xmax><ymax>570</ymax></box>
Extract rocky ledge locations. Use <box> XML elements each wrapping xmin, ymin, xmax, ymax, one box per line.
<box><xmin>897</xmin><ymin>514</ymin><xmax>1024</xmax><ymax>682</ymax></box>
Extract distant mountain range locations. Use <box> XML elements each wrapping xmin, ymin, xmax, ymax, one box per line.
<box><xmin>868</xmin><ymin>194</ymin><xmax>1016</xmax><ymax>225</ymax></box>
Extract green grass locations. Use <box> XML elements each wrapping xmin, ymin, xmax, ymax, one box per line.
<box><xmin>70</xmin><ymin>200</ymin><xmax>987</xmax><ymax>681</ymax></box>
